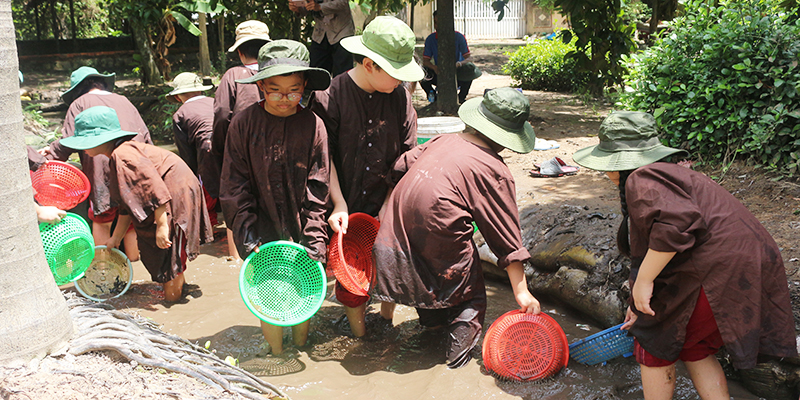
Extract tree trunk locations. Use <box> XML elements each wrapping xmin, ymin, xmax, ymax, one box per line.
<box><xmin>435</xmin><ymin>0</ymin><xmax>459</xmax><ymax>115</ymax></box>
<box><xmin>130</xmin><ymin>15</ymin><xmax>163</xmax><ymax>85</ymax></box>
<box><xmin>218</xmin><ymin>13</ymin><xmax>225</xmax><ymax>72</ymax></box>
<box><xmin>649</xmin><ymin>0</ymin><xmax>660</xmax><ymax>38</ymax></box>
<box><xmin>198</xmin><ymin>12</ymin><xmax>211</xmax><ymax>76</ymax></box>
<box><xmin>0</xmin><ymin>0</ymin><xmax>73</xmax><ymax>366</ymax></box>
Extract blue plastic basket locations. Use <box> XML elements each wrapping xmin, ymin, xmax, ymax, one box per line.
<box><xmin>568</xmin><ymin>323</ymin><xmax>634</xmax><ymax>365</ymax></box>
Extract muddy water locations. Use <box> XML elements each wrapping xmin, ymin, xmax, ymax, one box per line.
<box><xmin>66</xmin><ymin>228</ymin><xmax>761</xmax><ymax>400</ymax></box>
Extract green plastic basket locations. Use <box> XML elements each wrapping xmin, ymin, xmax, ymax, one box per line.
<box><xmin>38</xmin><ymin>212</ymin><xmax>95</xmax><ymax>286</ymax></box>
<box><xmin>239</xmin><ymin>241</ymin><xmax>326</xmax><ymax>327</ymax></box>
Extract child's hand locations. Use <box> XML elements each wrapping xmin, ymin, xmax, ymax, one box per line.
<box><xmin>156</xmin><ymin>223</ymin><xmax>172</xmax><ymax>249</ymax></box>
<box><xmin>621</xmin><ymin>306</ymin><xmax>637</xmax><ymax>330</ymax></box>
<box><xmin>36</xmin><ymin>205</ymin><xmax>66</xmax><ymax>224</ymax></box>
<box><xmin>328</xmin><ymin>207</ymin><xmax>349</xmax><ymax>234</ymax></box>
<box><xmin>105</xmin><ymin>236</ymin><xmax>120</xmax><ymax>250</ymax></box>
<box><xmin>515</xmin><ymin>290</ymin><xmax>541</xmax><ymax>314</ymax></box>
<box><xmin>632</xmin><ymin>279</ymin><xmax>655</xmax><ymax>316</ymax></box>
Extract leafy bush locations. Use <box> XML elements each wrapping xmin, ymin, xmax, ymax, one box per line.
<box><xmin>618</xmin><ymin>0</ymin><xmax>800</xmax><ymax>176</ymax></box>
<box><xmin>504</xmin><ymin>35</ymin><xmax>592</xmax><ymax>92</ymax></box>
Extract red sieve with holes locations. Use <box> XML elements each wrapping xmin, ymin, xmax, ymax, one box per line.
<box><xmin>327</xmin><ymin>213</ymin><xmax>380</xmax><ymax>296</ymax></box>
<box><xmin>31</xmin><ymin>161</ymin><xmax>91</xmax><ymax>210</ymax></box>
<box><xmin>482</xmin><ymin>310</ymin><xmax>569</xmax><ymax>381</ymax></box>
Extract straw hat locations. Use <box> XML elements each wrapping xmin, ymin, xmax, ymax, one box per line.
<box><xmin>228</xmin><ymin>20</ymin><xmax>272</xmax><ymax>52</ymax></box>
<box><xmin>340</xmin><ymin>16</ymin><xmax>424</xmax><ymax>82</ymax></box>
<box><xmin>458</xmin><ymin>87</ymin><xmax>536</xmax><ymax>154</ymax></box>
<box><xmin>236</xmin><ymin>40</ymin><xmax>331</xmax><ymax>91</ymax></box>
<box><xmin>572</xmin><ymin>111</ymin><xmax>689</xmax><ymax>172</ymax></box>
<box><xmin>60</xmin><ymin>106</ymin><xmax>136</xmax><ymax>151</ymax></box>
<box><xmin>61</xmin><ymin>66</ymin><xmax>115</xmax><ymax>104</ymax></box>
<box><xmin>167</xmin><ymin>72</ymin><xmax>213</xmax><ymax>101</ymax></box>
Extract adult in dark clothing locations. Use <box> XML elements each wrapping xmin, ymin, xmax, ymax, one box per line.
<box><xmin>61</xmin><ymin>106</ymin><xmax>213</xmax><ymax>303</ymax></box>
<box><xmin>288</xmin><ymin>0</ymin><xmax>354</xmax><ymax>77</ymax></box>
<box><xmin>420</xmin><ymin>11</ymin><xmax>482</xmax><ymax>104</ymax></box>
<box><xmin>572</xmin><ymin>111</ymin><xmax>797</xmax><ymax>400</ymax></box>
<box><xmin>373</xmin><ymin>88</ymin><xmax>540</xmax><ymax>369</ymax></box>
<box><xmin>41</xmin><ymin>66</ymin><xmax>151</xmax><ymax>262</ymax></box>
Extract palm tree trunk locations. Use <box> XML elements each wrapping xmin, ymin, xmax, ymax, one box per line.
<box><xmin>130</xmin><ymin>14</ymin><xmax>164</xmax><ymax>85</ymax></box>
<box><xmin>0</xmin><ymin>0</ymin><xmax>73</xmax><ymax>365</ymax></box>
<box><xmin>198</xmin><ymin>12</ymin><xmax>211</xmax><ymax>76</ymax></box>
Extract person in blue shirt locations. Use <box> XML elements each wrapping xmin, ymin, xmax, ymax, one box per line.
<box><xmin>420</xmin><ymin>10</ymin><xmax>481</xmax><ymax>104</ymax></box>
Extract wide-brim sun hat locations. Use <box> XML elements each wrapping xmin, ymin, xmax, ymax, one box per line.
<box><xmin>458</xmin><ymin>87</ymin><xmax>536</xmax><ymax>154</ymax></box>
<box><xmin>168</xmin><ymin>72</ymin><xmax>214</xmax><ymax>101</ymax></box>
<box><xmin>236</xmin><ymin>39</ymin><xmax>331</xmax><ymax>91</ymax></box>
<box><xmin>228</xmin><ymin>20</ymin><xmax>272</xmax><ymax>52</ymax></box>
<box><xmin>572</xmin><ymin>111</ymin><xmax>689</xmax><ymax>172</ymax></box>
<box><xmin>340</xmin><ymin>16</ymin><xmax>424</xmax><ymax>82</ymax></box>
<box><xmin>60</xmin><ymin>106</ymin><xmax>137</xmax><ymax>151</ymax></box>
<box><xmin>62</xmin><ymin>66</ymin><xmax>116</xmax><ymax>104</ymax></box>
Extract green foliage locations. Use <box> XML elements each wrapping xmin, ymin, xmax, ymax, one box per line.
<box><xmin>554</xmin><ymin>0</ymin><xmax>637</xmax><ymax>96</ymax></box>
<box><xmin>621</xmin><ymin>1</ymin><xmax>652</xmax><ymax>25</ymax></box>
<box><xmin>504</xmin><ymin>34</ymin><xmax>592</xmax><ymax>92</ymax></box>
<box><xmin>617</xmin><ymin>0</ymin><xmax>800</xmax><ymax>176</ymax></box>
<box><xmin>12</xmin><ymin>0</ymin><xmax>123</xmax><ymax>40</ymax></box>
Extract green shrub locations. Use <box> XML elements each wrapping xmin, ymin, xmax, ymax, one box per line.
<box><xmin>503</xmin><ymin>34</ymin><xmax>592</xmax><ymax>92</ymax></box>
<box><xmin>618</xmin><ymin>0</ymin><xmax>800</xmax><ymax>176</ymax></box>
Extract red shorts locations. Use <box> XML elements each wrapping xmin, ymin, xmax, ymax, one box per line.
<box><xmin>635</xmin><ymin>288</ymin><xmax>724</xmax><ymax>367</ymax></box>
<box><xmin>88</xmin><ymin>203</ymin><xmax>117</xmax><ymax>224</ymax></box>
<box><xmin>335</xmin><ymin>282</ymin><xmax>369</xmax><ymax>308</ymax></box>
<box><xmin>202</xmin><ymin>185</ymin><xmax>218</xmax><ymax>226</ymax></box>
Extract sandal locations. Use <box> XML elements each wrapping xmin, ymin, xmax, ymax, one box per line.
<box><xmin>530</xmin><ymin>157</ymin><xmax>579</xmax><ymax>178</ymax></box>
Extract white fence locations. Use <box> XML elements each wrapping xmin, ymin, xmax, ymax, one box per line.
<box><xmin>453</xmin><ymin>0</ymin><xmax>527</xmax><ymax>39</ymax></box>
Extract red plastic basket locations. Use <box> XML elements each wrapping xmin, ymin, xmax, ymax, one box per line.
<box><xmin>482</xmin><ymin>310</ymin><xmax>569</xmax><ymax>382</ymax></box>
<box><xmin>31</xmin><ymin>161</ymin><xmax>90</xmax><ymax>210</ymax></box>
<box><xmin>327</xmin><ymin>213</ymin><xmax>380</xmax><ymax>297</ymax></box>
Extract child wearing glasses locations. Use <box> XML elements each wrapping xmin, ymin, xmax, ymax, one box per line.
<box><xmin>219</xmin><ymin>40</ymin><xmax>332</xmax><ymax>355</ymax></box>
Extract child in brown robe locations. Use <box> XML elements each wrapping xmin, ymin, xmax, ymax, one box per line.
<box><xmin>220</xmin><ymin>40</ymin><xmax>331</xmax><ymax>355</ymax></box>
<box><xmin>61</xmin><ymin>106</ymin><xmax>213</xmax><ymax>303</ymax></box>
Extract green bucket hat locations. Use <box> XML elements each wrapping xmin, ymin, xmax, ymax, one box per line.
<box><xmin>236</xmin><ymin>40</ymin><xmax>331</xmax><ymax>91</ymax></box>
<box><xmin>60</xmin><ymin>106</ymin><xmax>137</xmax><ymax>151</ymax></box>
<box><xmin>456</xmin><ymin>62</ymin><xmax>482</xmax><ymax>81</ymax></box>
<box><xmin>458</xmin><ymin>87</ymin><xmax>536</xmax><ymax>154</ymax></box>
<box><xmin>62</xmin><ymin>66</ymin><xmax>116</xmax><ymax>105</ymax></box>
<box><xmin>340</xmin><ymin>16</ymin><xmax>424</xmax><ymax>82</ymax></box>
<box><xmin>572</xmin><ymin>111</ymin><xmax>689</xmax><ymax>171</ymax></box>
<box><xmin>168</xmin><ymin>72</ymin><xmax>214</xmax><ymax>102</ymax></box>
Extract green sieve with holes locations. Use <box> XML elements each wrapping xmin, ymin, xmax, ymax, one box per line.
<box><xmin>239</xmin><ymin>241</ymin><xmax>327</xmax><ymax>327</ymax></box>
<box><xmin>38</xmin><ymin>212</ymin><xmax>95</xmax><ymax>286</ymax></box>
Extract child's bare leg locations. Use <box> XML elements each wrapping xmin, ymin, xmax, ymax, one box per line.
<box><xmin>380</xmin><ymin>302</ymin><xmax>395</xmax><ymax>322</ymax></box>
<box><xmin>92</xmin><ymin>221</ymin><xmax>112</xmax><ymax>245</ymax></box>
<box><xmin>684</xmin><ymin>356</ymin><xmax>730</xmax><ymax>400</ymax></box>
<box><xmin>345</xmin><ymin>303</ymin><xmax>367</xmax><ymax>337</ymax></box>
<box><xmin>163</xmin><ymin>273</ymin><xmax>185</xmax><ymax>302</ymax></box>
<box><xmin>122</xmin><ymin>228</ymin><xmax>140</xmax><ymax>261</ymax></box>
<box><xmin>640</xmin><ymin>363</ymin><xmax>676</xmax><ymax>400</ymax></box>
<box><xmin>291</xmin><ymin>320</ymin><xmax>310</xmax><ymax>347</ymax></box>
<box><xmin>227</xmin><ymin>228</ymin><xmax>240</xmax><ymax>260</ymax></box>
<box><xmin>261</xmin><ymin>321</ymin><xmax>284</xmax><ymax>354</ymax></box>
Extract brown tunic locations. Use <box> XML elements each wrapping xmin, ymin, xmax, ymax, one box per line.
<box><xmin>46</xmin><ymin>91</ymin><xmax>152</xmax><ymax>214</ymax></box>
<box><xmin>219</xmin><ymin>102</ymin><xmax>330</xmax><ymax>262</ymax></box>
<box><xmin>311</xmin><ymin>72</ymin><xmax>417</xmax><ymax>216</ymax></box>
<box><xmin>372</xmin><ymin>135</ymin><xmax>530</xmax><ymax>308</ymax></box>
<box><xmin>626</xmin><ymin>163</ymin><xmax>797</xmax><ymax>369</ymax></box>
<box><xmin>172</xmin><ymin>96</ymin><xmax>218</xmax><ymax>189</ymax></box>
<box><xmin>109</xmin><ymin>141</ymin><xmax>213</xmax><ymax>283</ymax></box>
<box><xmin>210</xmin><ymin>65</ymin><xmax>262</xmax><ymax>197</ymax></box>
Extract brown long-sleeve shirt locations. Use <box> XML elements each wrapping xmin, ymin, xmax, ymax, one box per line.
<box><xmin>172</xmin><ymin>96</ymin><xmax>218</xmax><ymax>189</ymax></box>
<box><xmin>372</xmin><ymin>134</ymin><xmax>530</xmax><ymax>308</ymax></box>
<box><xmin>219</xmin><ymin>102</ymin><xmax>330</xmax><ymax>262</ymax></box>
<box><xmin>46</xmin><ymin>91</ymin><xmax>152</xmax><ymax>214</ymax></box>
<box><xmin>311</xmin><ymin>72</ymin><xmax>417</xmax><ymax>216</ymax></box>
<box><xmin>626</xmin><ymin>162</ymin><xmax>797</xmax><ymax>369</ymax></box>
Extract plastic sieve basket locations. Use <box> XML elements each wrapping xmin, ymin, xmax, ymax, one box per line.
<box><xmin>482</xmin><ymin>310</ymin><xmax>569</xmax><ymax>382</ymax></box>
<box><xmin>239</xmin><ymin>241</ymin><xmax>327</xmax><ymax>327</ymax></box>
<box><xmin>31</xmin><ymin>160</ymin><xmax>91</xmax><ymax>210</ymax></box>
<box><xmin>38</xmin><ymin>212</ymin><xmax>95</xmax><ymax>286</ymax></box>
<box><xmin>568</xmin><ymin>323</ymin><xmax>634</xmax><ymax>365</ymax></box>
<box><xmin>327</xmin><ymin>213</ymin><xmax>380</xmax><ymax>297</ymax></box>
<box><xmin>74</xmin><ymin>245</ymin><xmax>133</xmax><ymax>301</ymax></box>
<box><xmin>417</xmin><ymin>117</ymin><xmax>465</xmax><ymax>144</ymax></box>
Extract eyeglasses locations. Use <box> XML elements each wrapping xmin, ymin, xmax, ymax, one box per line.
<box><xmin>266</xmin><ymin>92</ymin><xmax>303</xmax><ymax>102</ymax></box>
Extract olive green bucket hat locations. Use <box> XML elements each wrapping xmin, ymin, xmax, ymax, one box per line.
<box><xmin>572</xmin><ymin>111</ymin><xmax>689</xmax><ymax>171</ymax></box>
<box><xmin>458</xmin><ymin>87</ymin><xmax>536</xmax><ymax>154</ymax></box>
<box><xmin>62</xmin><ymin>66</ymin><xmax>116</xmax><ymax>104</ymax></box>
<box><xmin>168</xmin><ymin>72</ymin><xmax>214</xmax><ymax>102</ymax></box>
<box><xmin>236</xmin><ymin>40</ymin><xmax>331</xmax><ymax>91</ymax></box>
<box><xmin>457</xmin><ymin>62</ymin><xmax>482</xmax><ymax>81</ymax></box>
<box><xmin>340</xmin><ymin>16</ymin><xmax>424</xmax><ymax>82</ymax></box>
<box><xmin>60</xmin><ymin>106</ymin><xmax>136</xmax><ymax>151</ymax></box>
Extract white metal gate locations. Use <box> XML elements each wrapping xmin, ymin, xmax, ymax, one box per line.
<box><xmin>452</xmin><ymin>0</ymin><xmax>527</xmax><ymax>39</ymax></box>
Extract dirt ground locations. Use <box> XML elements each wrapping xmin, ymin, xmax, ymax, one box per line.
<box><xmin>10</xmin><ymin>44</ymin><xmax>800</xmax><ymax>399</ymax></box>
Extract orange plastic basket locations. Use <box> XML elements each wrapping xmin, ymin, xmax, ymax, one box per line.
<box><xmin>327</xmin><ymin>213</ymin><xmax>380</xmax><ymax>296</ymax></box>
<box><xmin>31</xmin><ymin>161</ymin><xmax>90</xmax><ymax>210</ymax></box>
<box><xmin>482</xmin><ymin>310</ymin><xmax>568</xmax><ymax>382</ymax></box>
